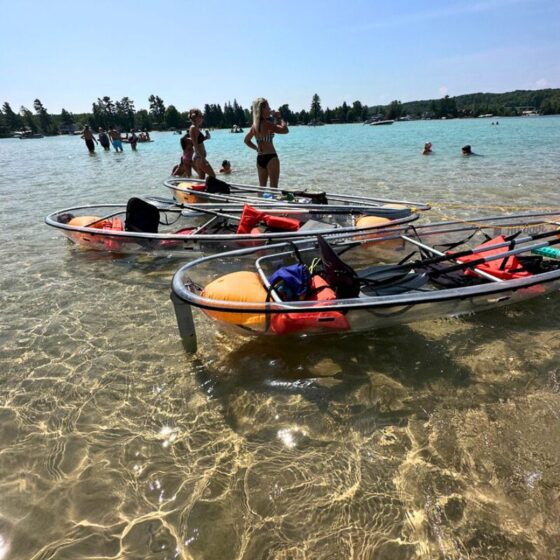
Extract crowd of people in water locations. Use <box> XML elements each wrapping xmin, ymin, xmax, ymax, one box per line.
<box><xmin>80</xmin><ymin>125</ymin><xmax>151</xmax><ymax>154</ymax></box>
<box><xmin>81</xmin><ymin>96</ymin><xmax>483</xmax><ymax>187</ymax></box>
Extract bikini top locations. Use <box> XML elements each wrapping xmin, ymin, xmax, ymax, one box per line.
<box><xmin>190</xmin><ymin>127</ymin><xmax>205</xmax><ymax>144</ymax></box>
<box><xmin>255</xmin><ymin>131</ymin><xmax>274</xmax><ymax>143</ymax></box>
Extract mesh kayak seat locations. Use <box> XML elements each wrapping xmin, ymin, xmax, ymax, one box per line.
<box><xmin>317</xmin><ymin>236</ymin><xmax>429</xmax><ymax>299</ymax></box>
<box><xmin>359</xmin><ymin>266</ymin><xmax>430</xmax><ymax>296</ymax></box>
<box><xmin>125</xmin><ymin>197</ymin><xmax>160</xmax><ymax>233</ymax></box>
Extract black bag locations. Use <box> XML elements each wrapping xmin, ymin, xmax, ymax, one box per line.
<box><xmin>205</xmin><ymin>176</ymin><xmax>231</xmax><ymax>194</ymax></box>
<box><xmin>289</xmin><ymin>191</ymin><xmax>329</xmax><ymax>204</ymax></box>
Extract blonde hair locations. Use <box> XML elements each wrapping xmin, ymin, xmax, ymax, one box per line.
<box><xmin>252</xmin><ymin>98</ymin><xmax>268</xmax><ymax>134</ymax></box>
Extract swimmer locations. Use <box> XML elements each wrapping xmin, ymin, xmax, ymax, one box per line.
<box><xmin>220</xmin><ymin>160</ymin><xmax>232</xmax><ymax>174</ymax></box>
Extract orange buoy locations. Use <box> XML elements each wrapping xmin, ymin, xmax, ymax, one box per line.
<box><xmin>67</xmin><ymin>215</ymin><xmax>106</xmax><ymax>246</ymax></box>
<box><xmin>355</xmin><ymin>215</ymin><xmax>392</xmax><ymax>229</ymax></box>
<box><xmin>68</xmin><ymin>215</ymin><xmax>103</xmax><ymax>228</ymax></box>
<box><xmin>201</xmin><ymin>271</ymin><xmax>267</xmax><ymax>326</ymax></box>
<box><xmin>176</xmin><ymin>182</ymin><xmax>205</xmax><ymax>204</ymax></box>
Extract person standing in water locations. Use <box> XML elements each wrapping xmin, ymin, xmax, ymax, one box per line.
<box><xmin>244</xmin><ymin>98</ymin><xmax>289</xmax><ymax>188</ymax></box>
<box><xmin>80</xmin><ymin>125</ymin><xmax>98</xmax><ymax>153</ymax></box>
<box><xmin>189</xmin><ymin>108</ymin><xmax>215</xmax><ymax>179</ymax></box>
<box><xmin>108</xmin><ymin>126</ymin><xmax>123</xmax><ymax>152</ymax></box>
<box><xmin>98</xmin><ymin>128</ymin><xmax>111</xmax><ymax>151</ymax></box>
<box><xmin>179</xmin><ymin>133</ymin><xmax>194</xmax><ymax>177</ymax></box>
<box><xmin>128</xmin><ymin>129</ymin><xmax>138</xmax><ymax>151</ymax></box>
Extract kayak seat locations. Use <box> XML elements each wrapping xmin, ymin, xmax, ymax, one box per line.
<box><xmin>317</xmin><ymin>235</ymin><xmax>430</xmax><ymax>298</ymax></box>
<box><xmin>359</xmin><ymin>265</ymin><xmax>430</xmax><ymax>296</ymax></box>
<box><xmin>317</xmin><ymin>235</ymin><xmax>361</xmax><ymax>298</ymax></box>
<box><xmin>125</xmin><ymin>197</ymin><xmax>160</xmax><ymax>233</ymax></box>
<box><xmin>419</xmin><ymin>262</ymin><xmax>489</xmax><ymax>287</ymax></box>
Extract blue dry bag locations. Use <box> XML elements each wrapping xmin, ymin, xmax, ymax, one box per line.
<box><xmin>268</xmin><ymin>264</ymin><xmax>311</xmax><ymax>301</ymax></box>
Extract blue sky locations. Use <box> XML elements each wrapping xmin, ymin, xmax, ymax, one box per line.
<box><xmin>1</xmin><ymin>0</ymin><xmax>559</xmax><ymax>114</ymax></box>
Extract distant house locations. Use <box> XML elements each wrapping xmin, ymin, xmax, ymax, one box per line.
<box><xmin>59</xmin><ymin>123</ymin><xmax>78</xmax><ymax>135</ymax></box>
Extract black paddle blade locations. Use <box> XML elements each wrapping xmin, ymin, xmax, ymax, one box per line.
<box><xmin>317</xmin><ymin>235</ymin><xmax>361</xmax><ymax>298</ymax></box>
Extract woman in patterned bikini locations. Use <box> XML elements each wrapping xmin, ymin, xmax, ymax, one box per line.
<box><xmin>244</xmin><ymin>98</ymin><xmax>289</xmax><ymax>188</ymax></box>
<box><xmin>189</xmin><ymin>108</ymin><xmax>215</xmax><ymax>179</ymax></box>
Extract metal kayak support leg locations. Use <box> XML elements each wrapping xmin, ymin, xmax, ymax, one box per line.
<box><xmin>170</xmin><ymin>291</ymin><xmax>197</xmax><ymax>354</ymax></box>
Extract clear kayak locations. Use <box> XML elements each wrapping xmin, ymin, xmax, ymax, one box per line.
<box><xmin>45</xmin><ymin>196</ymin><xmax>418</xmax><ymax>257</ymax></box>
<box><xmin>170</xmin><ymin>210</ymin><xmax>560</xmax><ymax>352</ymax></box>
<box><xmin>163</xmin><ymin>176</ymin><xmax>432</xmax><ymax>212</ymax></box>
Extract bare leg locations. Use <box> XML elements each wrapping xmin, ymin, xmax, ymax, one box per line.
<box><xmin>201</xmin><ymin>161</ymin><xmax>216</xmax><ymax>178</ymax></box>
<box><xmin>193</xmin><ymin>160</ymin><xmax>205</xmax><ymax>180</ymax></box>
<box><xmin>257</xmin><ymin>164</ymin><xmax>268</xmax><ymax>187</ymax></box>
<box><xmin>267</xmin><ymin>157</ymin><xmax>280</xmax><ymax>188</ymax></box>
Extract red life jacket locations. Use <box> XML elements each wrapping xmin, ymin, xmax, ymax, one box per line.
<box><xmin>236</xmin><ymin>204</ymin><xmax>300</xmax><ymax>234</ymax></box>
<box><xmin>454</xmin><ymin>235</ymin><xmax>532</xmax><ymax>280</ymax></box>
<box><xmin>236</xmin><ymin>204</ymin><xmax>265</xmax><ymax>234</ymax></box>
<box><xmin>262</xmin><ymin>215</ymin><xmax>300</xmax><ymax>231</ymax></box>
<box><xmin>102</xmin><ymin>217</ymin><xmax>124</xmax><ymax>251</ymax></box>
<box><xmin>271</xmin><ymin>275</ymin><xmax>351</xmax><ymax>334</ymax></box>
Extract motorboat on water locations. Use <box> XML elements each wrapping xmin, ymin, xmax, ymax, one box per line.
<box><xmin>170</xmin><ymin>210</ymin><xmax>560</xmax><ymax>352</ymax></box>
<box><xmin>45</xmin><ymin>196</ymin><xmax>419</xmax><ymax>257</ymax></box>
<box><xmin>163</xmin><ymin>176</ymin><xmax>431</xmax><ymax>213</ymax></box>
<box><xmin>370</xmin><ymin>120</ymin><xmax>394</xmax><ymax>126</ymax></box>
<box><xmin>17</xmin><ymin>131</ymin><xmax>44</xmax><ymax>139</ymax></box>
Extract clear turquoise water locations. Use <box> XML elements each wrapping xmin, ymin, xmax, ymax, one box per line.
<box><xmin>1</xmin><ymin>117</ymin><xmax>560</xmax><ymax>559</ymax></box>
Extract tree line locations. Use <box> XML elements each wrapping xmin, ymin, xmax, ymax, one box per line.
<box><xmin>2</xmin><ymin>88</ymin><xmax>560</xmax><ymax>137</ymax></box>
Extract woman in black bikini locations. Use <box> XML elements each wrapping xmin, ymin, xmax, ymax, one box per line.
<box><xmin>244</xmin><ymin>98</ymin><xmax>289</xmax><ymax>188</ymax></box>
<box><xmin>189</xmin><ymin>108</ymin><xmax>215</xmax><ymax>179</ymax></box>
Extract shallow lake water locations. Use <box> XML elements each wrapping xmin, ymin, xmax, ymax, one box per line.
<box><xmin>1</xmin><ymin>117</ymin><xmax>560</xmax><ymax>559</ymax></box>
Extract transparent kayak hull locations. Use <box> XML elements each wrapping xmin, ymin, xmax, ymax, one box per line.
<box><xmin>45</xmin><ymin>199</ymin><xmax>418</xmax><ymax>257</ymax></box>
<box><xmin>170</xmin><ymin>210</ymin><xmax>560</xmax><ymax>351</ymax></box>
<box><xmin>163</xmin><ymin>177</ymin><xmax>432</xmax><ymax>211</ymax></box>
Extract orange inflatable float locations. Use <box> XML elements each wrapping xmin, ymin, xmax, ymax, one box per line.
<box><xmin>175</xmin><ymin>182</ymin><xmax>205</xmax><ymax>204</ymax></box>
<box><xmin>201</xmin><ymin>271</ymin><xmax>267</xmax><ymax>327</ymax></box>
